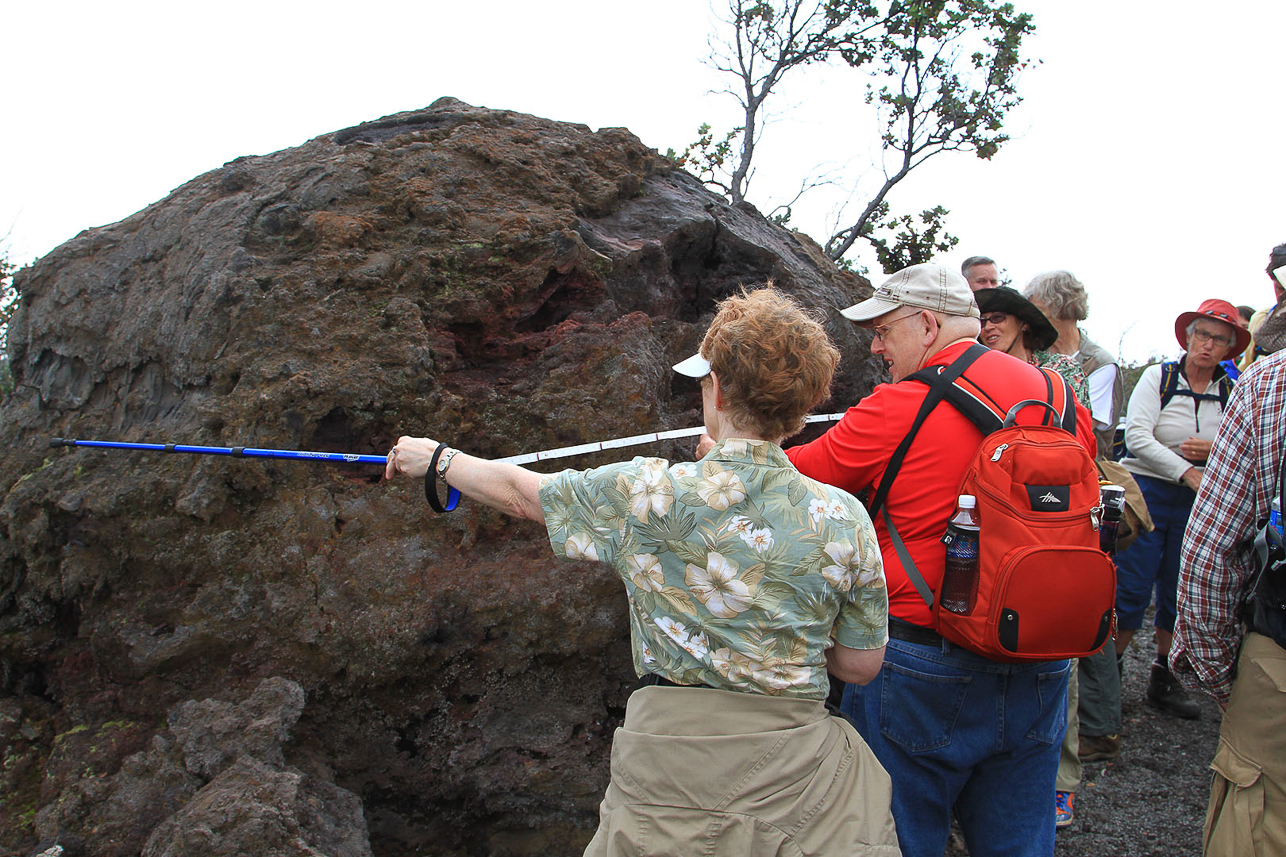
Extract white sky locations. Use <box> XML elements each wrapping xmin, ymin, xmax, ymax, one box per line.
<box><xmin>3</xmin><ymin>1</ymin><xmax>1283</xmax><ymax>364</ymax></box>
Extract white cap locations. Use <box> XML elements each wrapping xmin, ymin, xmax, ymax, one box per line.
<box><xmin>840</xmin><ymin>263</ymin><xmax>980</xmax><ymax>322</ymax></box>
<box><xmin>1274</xmin><ymin>265</ymin><xmax>1286</xmax><ymax>288</ymax></box>
<box><xmin>672</xmin><ymin>352</ymin><xmax>712</xmax><ymax>378</ymax></box>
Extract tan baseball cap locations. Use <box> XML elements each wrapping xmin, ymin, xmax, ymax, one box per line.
<box><xmin>840</xmin><ymin>263</ymin><xmax>980</xmax><ymax>322</ymax></box>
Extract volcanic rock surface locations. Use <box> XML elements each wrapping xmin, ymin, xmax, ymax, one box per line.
<box><xmin>0</xmin><ymin>97</ymin><xmax>880</xmax><ymax>855</ymax></box>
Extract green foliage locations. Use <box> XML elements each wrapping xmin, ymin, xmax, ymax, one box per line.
<box><xmin>665</xmin><ymin>123</ymin><xmax>743</xmax><ymax>194</ymax></box>
<box><xmin>863</xmin><ymin>203</ymin><xmax>960</xmax><ymax>274</ymax></box>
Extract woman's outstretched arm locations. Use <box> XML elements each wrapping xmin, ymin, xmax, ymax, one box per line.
<box><xmin>385</xmin><ymin>436</ymin><xmax>546</xmax><ymax>523</ymax></box>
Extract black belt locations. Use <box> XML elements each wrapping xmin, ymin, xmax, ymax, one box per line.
<box><xmin>888</xmin><ymin>618</ymin><xmax>944</xmax><ymax>647</ymax></box>
<box><xmin>635</xmin><ymin>673</ymin><xmax>715</xmax><ymax>690</ymax></box>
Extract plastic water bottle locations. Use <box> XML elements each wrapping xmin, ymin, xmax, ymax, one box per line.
<box><xmin>1099</xmin><ymin>484</ymin><xmax>1126</xmax><ymax>554</ymax></box>
<box><xmin>940</xmin><ymin>495</ymin><xmax>980</xmax><ymax>615</ymax></box>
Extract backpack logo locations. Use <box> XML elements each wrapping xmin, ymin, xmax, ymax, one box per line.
<box><xmin>1026</xmin><ymin>484</ymin><xmax>1070</xmax><ymax>511</ymax></box>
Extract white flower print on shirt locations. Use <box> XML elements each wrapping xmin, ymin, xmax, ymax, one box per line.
<box><xmin>671</xmin><ymin>462</ymin><xmax>698</xmax><ymax>479</ymax></box>
<box><xmin>565</xmin><ymin>532</ymin><xmax>598</xmax><ymax>561</ymax></box>
<box><xmin>655</xmin><ymin>616</ymin><xmax>710</xmax><ymax>659</ymax></box>
<box><xmin>625</xmin><ymin>553</ymin><xmax>665</xmax><ymax>592</ymax></box>
<box><xmin>742</xmin><ymin>527</ymin><xmax>774</xmax><ymax>551</ymax></box>
<box><xmin>686</xmin><ymin>551</ymin><xmax>754</xmax><ymax>618</ymax></box>
<box><xmin>820</xmin><ymin>541</ymin><xmax>861</xmax><ymax>592</ymax></box>
<box><xmin>628</xmin><ymin>465</ymin><xmax>673</xmax><ymax>523</ymax></box>
<box><xmin>711</xmin><ymin>647</ymin><xmax>754</xmax><ymax>681</ymax></box>
<box><xmin>697</xmin><ymin>469</ymin><xmax>746</xmax><ymax>511</ymax></box>
<box><xmin>750</xmin><ymin>656</ymin><xmax>812</xmax><ymax>691</ymax></box>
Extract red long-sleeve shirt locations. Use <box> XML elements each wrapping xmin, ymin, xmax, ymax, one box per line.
<box><xmin>787</xmin><ymin>341</ymin><xmax>1096</xmax><ymax>626</ymax></box>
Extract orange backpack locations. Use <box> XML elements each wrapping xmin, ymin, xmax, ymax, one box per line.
<box><xmin>869</xmin><ymin>344</ymin><xmax>1116</xmax><ymax>662</ymax></box>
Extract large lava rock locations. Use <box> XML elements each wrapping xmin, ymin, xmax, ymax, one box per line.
<box><xmin>0</xmin><ymin>98</ymin><xmax>881</xmax><ymax>855</ymax></box>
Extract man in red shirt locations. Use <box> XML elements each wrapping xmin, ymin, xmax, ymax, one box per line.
<box><xmin>786</xmin><ymin>263</ymin><xmax>1095</xmax><ymax>857</ymax></box>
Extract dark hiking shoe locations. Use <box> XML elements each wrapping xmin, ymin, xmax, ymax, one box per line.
<box><xmin>1146</xmin><ymin>663</ymin><xmax>1201</xmax><ymax>719</ymax></box>
<box><xmin>1078</xmin><ymin>733</ymin><xmax>1121</xmax><ymax>761</ymax></box>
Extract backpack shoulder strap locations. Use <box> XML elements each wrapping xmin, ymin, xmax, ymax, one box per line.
<box><xmin>1033</xmin><ymin>366</ymin><xmax>1077</xmax><ymax>434</ymax></box>
<box><xmin>1218</xmin><ymin>374</ymin><xmax>1234</xmax><ymax>409</ymax></box>
<box><xmin>867</xmin><ymin>344</ymin><xmax>987</xmax><ymax>517</ymax></box>
<box><xmin>913</xmin><ymin>355</ymin><xmax>1077</xmax><ymax>436</ymax></box>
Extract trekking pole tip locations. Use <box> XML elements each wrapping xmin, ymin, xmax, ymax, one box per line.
<box><xmin>49</xmin><ymin>438</ymin><xmax>70</xmax><ymax>448</ymax></box>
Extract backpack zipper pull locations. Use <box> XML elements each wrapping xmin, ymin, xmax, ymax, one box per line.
<box><xmin>990</xmin><ymin>443</ymin><xmax>1009</xmax><ymax>462</ymax></box>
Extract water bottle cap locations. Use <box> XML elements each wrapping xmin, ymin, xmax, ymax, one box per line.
<box><xmin>959</xmin><ymin>494</ymin><xmax>977</xmax><ymax>509</ymax></box>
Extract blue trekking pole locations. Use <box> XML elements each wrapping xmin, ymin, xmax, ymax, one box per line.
<box><xmin>48</xmin><ymin>437</ymin><xmax>461</xmax><ymax>510</ymax></box>
<box><xmin>50</xmin><ymin>412</ymin><xmax>848</xmax><ymax>515</ymax></box>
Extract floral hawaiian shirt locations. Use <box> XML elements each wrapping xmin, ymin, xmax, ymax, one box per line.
<box><xmin>1033</xmin><ymin>350</ymin><xmax>1090</xmax><ymax>406</ymax></box>
<box><xmin>539</xmin><ymin>438</ymin><xmax>888</xmax><ymax>700</ymax></box>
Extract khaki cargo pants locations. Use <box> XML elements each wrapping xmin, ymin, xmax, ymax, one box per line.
<box><xmin>1205</xmin><ymin>632</ymin><xmax>1286</xmax><ymax>856</ymax></box>
<box><xmin>584</xmin><ymin>685</ymin><xmax>902</xmax><ymax>857</ymax></box>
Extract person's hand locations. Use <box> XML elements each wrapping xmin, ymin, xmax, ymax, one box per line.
<box><xmin>1179</xmin><ymin>436</ymin><xmax>1212</xmax><ymax>462</ymax></box>
<box><xmin>695</xmin><ymin>432</ymin><xmax>716</xmax><ymax>458</ymax></box>
<box><xmin>384</xmin><ymin>436</ymin><xmax>440</xmax><ymax>480</ymax></box>
<box><xmin>1180</xmin><ymin>466</ymin><xmax>1203</xmax><ymax>493</ymax></box>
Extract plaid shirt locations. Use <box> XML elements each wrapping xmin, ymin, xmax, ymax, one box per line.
<box><xmin>1171</xmin><ymin>348</ymin><xmax>1286</xmax><ymax>704</ymax></box>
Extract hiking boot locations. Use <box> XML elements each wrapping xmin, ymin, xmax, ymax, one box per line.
<box><xmin>1146</xmin><ymin>663</ymin><xmax>1201</xmax><ymax>719</ymax></box>
<box><xmin>1055</xmin><ymin>791</ymin><xmax>1075</xmax><ymax>828</ymax></box>
<box><xmin>1078</xmin><ymin>733</ymin><xmax>1121</xmax><ymax>762</ymax></box>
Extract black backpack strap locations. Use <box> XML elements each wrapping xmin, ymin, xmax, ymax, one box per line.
<box><xmin>1163</xmin><ymin>358</ymin><xmax>1234</xmax><ymax>411</ymax></box>
<box><xmin>867</xmin><ymin>344</ymin><xmax>988</xmax><ymax>517</ymax></box>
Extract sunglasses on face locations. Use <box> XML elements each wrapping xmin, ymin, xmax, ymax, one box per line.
<box><xmin>980</xmin><ymin>312</ymin><xmax>1010</xmax><ymax>327</ymax></box>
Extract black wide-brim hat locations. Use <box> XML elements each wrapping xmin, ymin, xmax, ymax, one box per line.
<box><xmin>975</xmin><ymin>286</ymin><xmax>1058</xmax><ymax>351</ymax></box>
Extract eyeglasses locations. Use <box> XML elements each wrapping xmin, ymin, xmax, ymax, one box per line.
<box><xmin>1190</xmin><ymin>328</ymin><xmax>1234</xmax><ymax>347</ymax></box>
<box><xmin>872</xmin><ymin>312</ymin><xmax>922</xmax><ymax>341</ymax></box>
<box><xmin>980</xmin><ymin>312</ymin><xmax>1010</xmax><ymax>327</ymax></box>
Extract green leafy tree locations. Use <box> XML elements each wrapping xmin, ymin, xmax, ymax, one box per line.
<box><xmin>687</xmin><ymin>0</ymin><xmax>1035</xmax><ymax>266</ymax></box>
<box><xmin>864</xmin><ymin>203</ymin><xmax>960</xmax><ymax>273</ymax></box>
<box><xmin>665</xmin><ymin>123</ymin><xmax>743</xmax><ymax>193</ymax></box>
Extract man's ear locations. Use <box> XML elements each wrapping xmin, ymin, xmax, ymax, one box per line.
<box><xmin>918</xmin><ymin>310</ymin><xmax>938</xmax><ymax>343</ymax></box>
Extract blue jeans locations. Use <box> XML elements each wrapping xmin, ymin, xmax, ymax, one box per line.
<box><xmin>1114</xmin><ymin>474</ymin><xmax>1196</xmax><ymax>632</ymax></box>
<box><xmin>841</xmin><ymin>634</ymin><xmax>1070</xmax><ymax>857</ymax></box>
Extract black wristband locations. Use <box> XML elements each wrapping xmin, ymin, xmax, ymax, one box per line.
<box><xmin>425</xmin><ymin>443</ymin><xmax>461</xmax><ymax>514</ymax></box>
